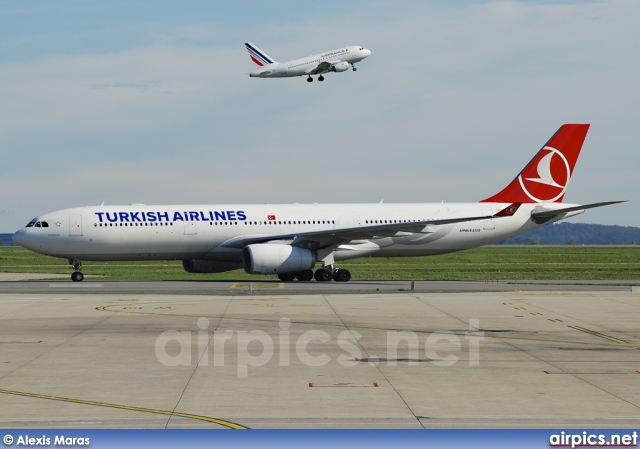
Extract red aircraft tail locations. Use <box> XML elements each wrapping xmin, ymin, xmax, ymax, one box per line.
<box><xmin>481</xmin><ymin>124</ymin><xmax>590</xmax><ymax>203</ymax></box>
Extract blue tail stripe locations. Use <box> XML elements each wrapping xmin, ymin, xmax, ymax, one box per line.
<box><xmin>245</xmin><ymin>43</ymin><xmax>274</xmax><ymax>64</ymax></box>
<box><xmin>246</xmin><ymin>47</ymin><xmax>270</xmax><ymax>65</ymax></box>
<box><xmin>247</xmin><ymin>46</ymin><xmax>272</xmax><ymax>65</ymax></box>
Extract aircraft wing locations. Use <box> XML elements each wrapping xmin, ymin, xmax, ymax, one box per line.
<box><xmin>305</xmin><ymin>60</ymin><xmax>339</xmax><ymax>75</ymax></box>
<box><xmin>221</xmin><ymin>203</ymin><xmax>521</xmax><ymax>250</ymax></box>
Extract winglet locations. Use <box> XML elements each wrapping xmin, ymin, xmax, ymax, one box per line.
<box><xmin>493</xmin><ymin>202</ymin><xmax>523</xmax><ymax>217</ymax></box>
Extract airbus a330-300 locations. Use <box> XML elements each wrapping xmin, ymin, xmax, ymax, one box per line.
<box><xmin>12</xmin><ymin>124</ymin><xmax>623</xmax><ymax>282</ymax></box>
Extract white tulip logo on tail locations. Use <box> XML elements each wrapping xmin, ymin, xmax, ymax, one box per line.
<box><xmin>518</xmin><ymin>146</ymin><xmax>571</xmax><ymax>203</ymax></box>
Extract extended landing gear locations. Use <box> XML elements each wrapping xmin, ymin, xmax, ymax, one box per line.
<box><xmin>296</xmin><ymin>269</ymin><xmax>314</xmax><ymax>281</ymax></box>
<box><xmin>332</xmin><ymin>268</ymin><xmax>351</xmax><ymax>282</ymax></box>
<box><xmin>278</xmin><ymin>269</ymin><xmax>314</xmax><ymax>282</ymax></box>
<box><xmin>69</xmin><ymin>258</ymin><xmax>84</xmax><ymax>282</ymax></box>
<box><xmin>314</xmin><ymin>268</ymin><xmax>332</xmax><ymax>282</ymax></box>
<box><xmin>314</xmin><ymin>267</ymin><xmax>351</xmax><ymax>282</ymax></box>
<box><xmin>352</xmin><ymin>65</ymin><xmax>357</xmax><ymax>71</ymax></box>
<box><xmin>307</xmin><ymin>76</ymin><xmax>313</xmax><ymax>82</ymax></box>
<box><xmin>278</xmin><ymin>273</ymin><xmax>295</xmax><ymax>282</ymax></box>
<box><xmin>318</xmin><ymin>75</ymin><xmax>324</xmax><ymax>82</ymax></box>
<box><xmin>276</xmin><ymin>267</ymin><xmax>351</xmax><ymax>282</ymax></box>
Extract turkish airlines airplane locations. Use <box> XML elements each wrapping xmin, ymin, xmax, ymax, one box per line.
<box><xmin>245</xmin><ymin>42</ymin><xmax>371</xmax><ymax>82</ymax></box>
<box><xmin>12</xmin><ymin>124</ymin><xmax>622</xmax><ymax>283</ymax></box>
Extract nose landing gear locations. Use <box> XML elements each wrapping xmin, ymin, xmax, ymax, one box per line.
<box><xmin>69</xmin><ymin>259</ymin><xmax>84</xmax><ymax>282</ymax></box>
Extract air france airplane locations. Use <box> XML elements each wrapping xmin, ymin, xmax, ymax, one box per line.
<box><xmin>13</xmin><ymin>124</ymin><xmax>623</xmax><ymax>282</ymax></box>
<box><xmin>245</xmin><ymin>42</ymin><xmax>371</xmax><ymax>82</ymax></box>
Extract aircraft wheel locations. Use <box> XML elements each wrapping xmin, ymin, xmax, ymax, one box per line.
<box><xmin>314</xmin><ymin>268</ymin><xmax>332</xmax><ymax>282</ymax></box>
<box><xmin>71</xmin><ymin>272</ymin><xmax>84</xmax><ymax>282</ymax></box>
<box><xmin>278</xmin><ymin>273</ymin><xmax>296</xmax><ymax>282</ymax></box>
<box><xmin>296</xmin><ymin>269</ymin><xmax>314</xmax><ymax>282</ymax></box>
<box><xmin>307</xmin><ymin>76</ymin><xmax>313</xmax><ymax>82</ymax></box>
<box><xmin>352</xmin><ymin>67</ymin><xmax>357</xmax><ymax>71</ymax></box>
<box><xmin>318</xmin><ymin>75</ymin><xmax>324</xmax><ymax>81</ymax></box>
<box><xmin>333</xmin><ymin>269</ymin><xmax>351</xmax><ymax>282</ymax></box>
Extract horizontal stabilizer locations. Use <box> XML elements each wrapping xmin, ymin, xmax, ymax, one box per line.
<box><xmin>531</xmin><ymin>201</ymin><xmax>626</xmax><ymax>218</ymax></box>
<box><xmin>530</xmin><ymin>201</ymin><xmax>626</xmax><ymax>224</ymax></box>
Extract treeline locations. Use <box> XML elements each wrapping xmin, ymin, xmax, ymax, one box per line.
<box><xmin>496</xmin><ymin>222</ymin><xmax>640</xmax><ymax>245</ymax></box>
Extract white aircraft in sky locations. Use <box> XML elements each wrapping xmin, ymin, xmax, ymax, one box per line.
<box><xmin>245</xmin><ymin>42</ymin><xmax>371</xmax><ymax>82</ymax></box>
<box><xmin>13</xmin><ymin>124</ymin><xmax>623</xmax><ymax>282</ymax></box>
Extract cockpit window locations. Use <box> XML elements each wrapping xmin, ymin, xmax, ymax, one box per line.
<box><xmin>41</xmin><ymin>221</ymin><xmax>49</xmax><ymax>227</ymax></box>
<box><xmin>26</xmin><ymin>221</ymin><xmax>36</xmax><ymax>228</ymax></box>
<box><xmin>35</xmin><ymin>222</ymin><xmax>41</xmax><ymax>228</ymax></box>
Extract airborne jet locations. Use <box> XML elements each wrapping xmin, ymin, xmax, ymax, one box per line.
<box><xmin>245</xmin><ymin>42</ymin><xmax>371</xmax><ymax>82</ymax></box>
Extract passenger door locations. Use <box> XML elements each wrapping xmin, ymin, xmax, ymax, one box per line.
<box><xmin>69</xmin><ymin>214</ymin><xmax>83</xmax><ymax>236</ymax></box>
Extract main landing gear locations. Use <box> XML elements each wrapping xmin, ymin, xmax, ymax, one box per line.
<box><xmin>306</xmin><ymin>75</ymin><xmax>325</xmax><ymax>82</ymax></box>
<box><xmin>276</xmin><ymin>267</ymin><xmax>351</xmax><ymax>282</ymax></box>
<box><xmin>278</xmin><ymin>269</ymin><xmax>314</xmax><ymax>282</ymax></box>
<box><xmin>314</xmin><ymin>267</ymin><xmax>351</xmax><ymax>282</ymax></box>
<box><xmin>69</xmin><ymin>258</ymin><xmax>84</xmax><ymax>282</ymax></box>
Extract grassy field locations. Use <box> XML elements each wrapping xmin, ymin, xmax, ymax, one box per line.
<box><xmin>1</xmin><ymin>246</ymin><xmax>639</xmax><ymax>281</ymax></box>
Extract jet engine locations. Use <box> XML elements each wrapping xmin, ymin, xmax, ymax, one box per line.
<box><xmin>182</xmin><ymin>259</ymin><xmax>242</xmax><ymax>273</ymax></box>
<box><xmin>242</xmin><ymin>244</ymin><xmax>316</xmax><ymax>274</ymax></box>
<box><xmin>330</xmin><ymin>62</ymin><xmax>350</xmax><ymax>72</ymax></box>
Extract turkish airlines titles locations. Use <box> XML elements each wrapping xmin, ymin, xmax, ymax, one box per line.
<box><xmin>94</xmin><ymin>210</ymin><xmax>248</xmax><ymax>224</ymax></box>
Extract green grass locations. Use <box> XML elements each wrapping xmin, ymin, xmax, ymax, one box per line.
<box><xmin>1</xmin><ymin>246</ymin><xmax>639</xmax><ymax>281</ymax></box>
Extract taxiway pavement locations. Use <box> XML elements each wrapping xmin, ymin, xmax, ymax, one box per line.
<box><xmin>0</xmin><ymin>282</ymin><xmax>638</xmax><ymax>428</ymax></box>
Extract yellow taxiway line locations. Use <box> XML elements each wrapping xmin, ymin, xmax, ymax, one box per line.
<box><xmin>0</xmin><ymin>388</ymin><xmax>247</xmax><ymax>429</ymax></box>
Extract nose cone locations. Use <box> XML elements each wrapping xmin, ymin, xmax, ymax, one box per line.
<box><xmin>12</xmin><ymin>229</ymin><xmax>26</xmax><ymax>247</ymax></box>
<box><xmin>363</xmin><ymin>49</ymin><xmax>371</xmax><ymax>57</ymax></box>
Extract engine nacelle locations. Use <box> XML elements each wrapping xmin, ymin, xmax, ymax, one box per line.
<box><xmin>330</xmin><ymin>61</ymin><xmax>350</xmax><ymax>72</ymax></box>
<box><xmin>182</xmin><ymin>259</ymin><xmax>242</xmax><ymax>274</ymax></box>
<box><xmin>242</xmin><ymin>244</ymin><xmax>316</xmax><ymax>274</ymax></box>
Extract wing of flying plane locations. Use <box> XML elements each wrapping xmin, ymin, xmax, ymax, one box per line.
<box><xmin>221</xmin><ymin>203</ymin><xmax>522</xmax><ymax>250</ymax></box>
<box><xmin>305</xmin><ymin>61</ymin><xmax>337</xmax><ymax>75</ymax></box>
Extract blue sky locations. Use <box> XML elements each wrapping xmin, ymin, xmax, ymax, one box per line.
<box><xmin>1</xmin><ymin>0</ymin><xmax>638</xmax><ymax>231</ymax></box>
